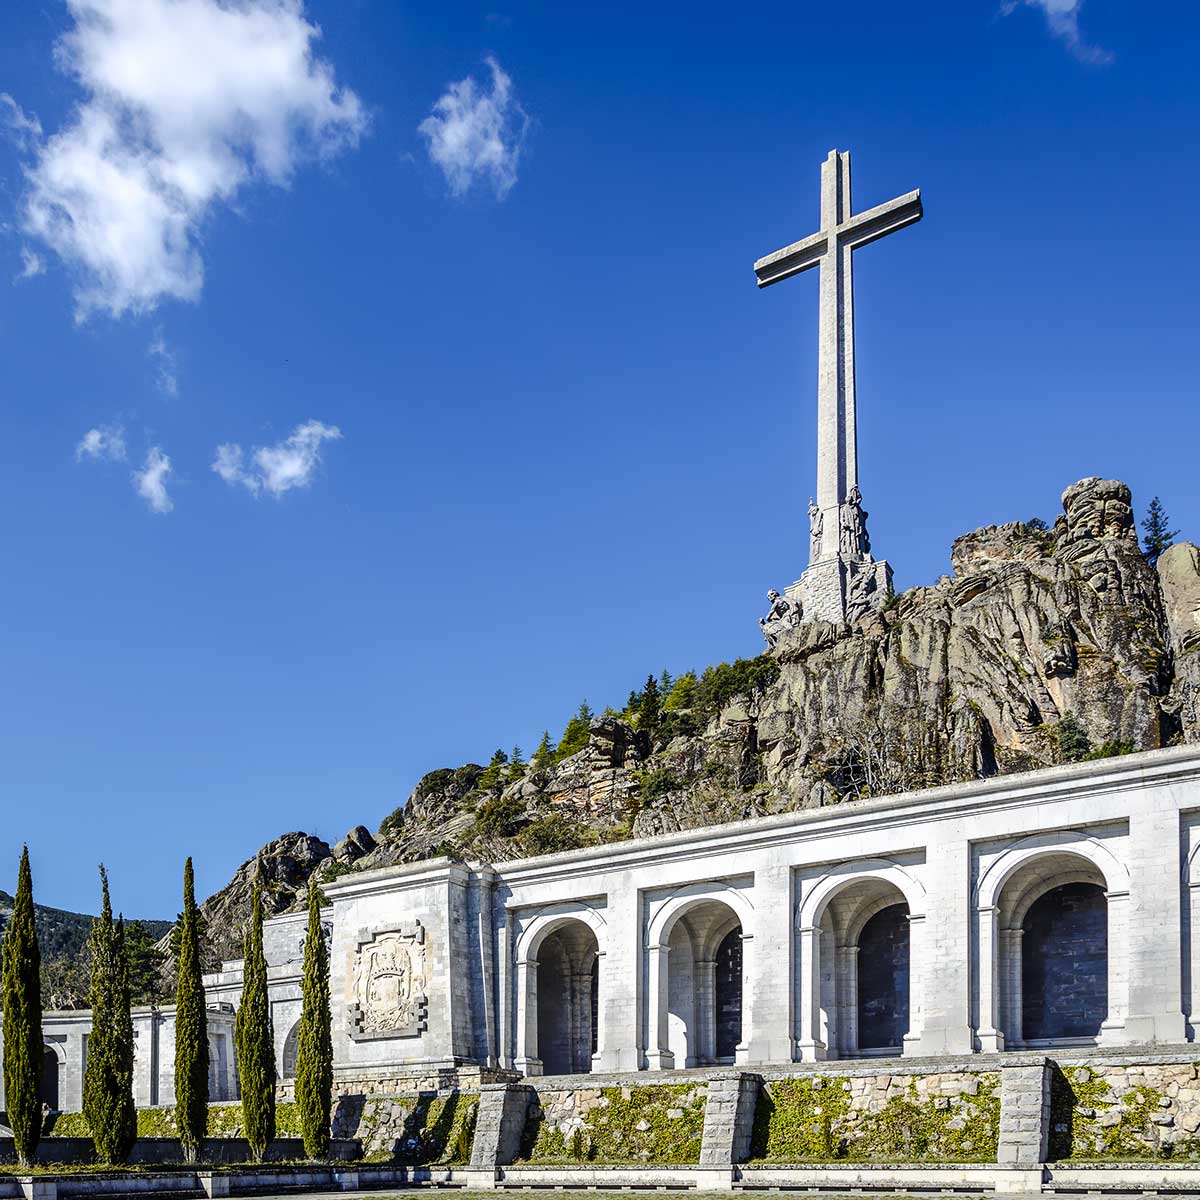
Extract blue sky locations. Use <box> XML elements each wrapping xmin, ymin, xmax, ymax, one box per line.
<box><xmin>1</xmin><ymin>0</ymin><xmax>1197</xmax><ymax>918</ymax></box>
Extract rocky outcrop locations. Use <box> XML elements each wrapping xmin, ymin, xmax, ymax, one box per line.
<box><xmin>191</xmin><ymin>477</ymin><xmax>1200</xmax><ymax>951</ymax></box>
<box><xmin>1159</xmin><ymin>542</ymin><xmax>1200</xmax><ymax>741</ymax></box>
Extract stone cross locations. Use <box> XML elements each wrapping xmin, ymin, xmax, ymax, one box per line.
<box><xmin>754</xmin><ymin>150</ymin><xmax>922</xmax><ymax>564</ymax></box>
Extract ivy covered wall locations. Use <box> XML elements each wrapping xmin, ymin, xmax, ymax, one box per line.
<box><xmin>748</xmin><ymin>1072</ymin><xmax>1000</xmax><ymax>1164</ymax></box>
<box><xmin>519</xmin><ymin>1084</ymin><xmax>707</xmax><ymax>1165</ymax></box>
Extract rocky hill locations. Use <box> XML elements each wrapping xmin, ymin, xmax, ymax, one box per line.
<box><xmin>191</xmin><ymin>476</ymin><xmax>1200</xmax><ymax>966</ymax></box>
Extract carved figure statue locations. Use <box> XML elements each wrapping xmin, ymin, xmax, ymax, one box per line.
<box><xmin>840</xmin><ymin>486</ymin><xmax>871</xmax><ymax>560</ymax></box>
<box><xmin>760</xmin><ymin>588</ymin><xmax>802</xmax><ymax>647</ymax></box>
<box><xmin>808</xmin><ymin>498</ymin><xmax>823</xmax><ymax>561</ymax></box>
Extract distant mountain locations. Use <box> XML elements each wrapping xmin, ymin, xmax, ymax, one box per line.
<box><xmin>0</xmin><ymin>889</ymin><xmax>171</xmax><ymax>964</ymax></box>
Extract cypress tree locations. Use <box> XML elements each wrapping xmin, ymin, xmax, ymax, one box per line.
<box><xmin>174</xmin><ymin>858</ymin><xmax>209</xmax><ymax>1163</ymax></box>
<box><xmin>1142</xmin><ymin>496</ymin><xmax>1179</xmax><ymax>567</ymax></box>
<box><xmin>2</xmin><ymin>846</ymin><xmax>43</xmax><ymax>1168</ymax></box>
<box><xmin>294</xmin><ymin>881</ymin><xmax>332</xmax><ymax>1159</ymax></box>
<box><xmin>83</xmin><ymin>866</ymin><xmax>136</xmax><ymax>1164</ymax></box>
<box><xmin>235</xmin><ymin>876</ymin><xmax>276</xmax><ymax>1161</ymax></box>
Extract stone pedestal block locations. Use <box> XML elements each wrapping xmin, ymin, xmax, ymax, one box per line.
<box><xmin>786</xmin><ymin>556</ymin><xmax>892</xmax><ymax>625</ymax></box>
<box><xmin>997</xmin><ymin>1060</ymin><xmax>1050</xmax><ymax>1166</ymax></box>
<box><xmin>699</xmin><ymin>1072</ymin><xmax>761</xmax><ymax>1168</ymax></box>
<box><xmin>470</xmin><ymin>1082</ymin><xmax>535</xmax><ymax>1171</ymax></box>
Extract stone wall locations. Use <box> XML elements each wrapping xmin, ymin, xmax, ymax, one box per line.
<box><xmin>330</xmin><ymin>1091</ymin><xmax>477</xmax><ymax>1163</ymax></box>
<box><xmin>748</xmin><ymin>1070</ymin><xmax>1000</xmax><ymax>1163</ymax></box>
<box><xmin>519</xmin><ymin>1082</ymin><xmax>708</xmax><ymax>1165</ymax></box>
<box><xmin>1049</xmin><ymin>1060</ymin><xmax>1200</xmax><ymax>1160</ymax></box>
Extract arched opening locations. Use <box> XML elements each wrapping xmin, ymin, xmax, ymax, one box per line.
<box><xmin>815</xmin><ymin>878</ymin><xmax>913</xmax><ymax>1058</ymax></box>
<box><xmin>39</xmin><ymin>1046</ymin><xmax>60</xmax><ymax>1110</ymax></box>
<box><xmin>857</xmin><ymin>904</ymin><xmax>910</xmax><ymax>1051</ymax></box>
<box><xmin>280</xmin><ymin>1021</ymin><xmax>300</xmax><ymax>1082</ymax></box>
<box><xmin>1021</xmin><ymin>882</ymin><xmax>1107</xmax><ymax>1041</ymax></box>
<box><xmin>535</xmin><ymin>920</ymin><xmax>599</xmax><ymax>1075</ymax></box>
<box><xmin>714</xmin><ymin>926</ymin><xmax>743</xmax><ymax>1061</ymax></box>
<box><xmin>661</xmin><ymin>899</ymin><xmax>743</xmax><ymax>1067</ymax></box>
<box><xmin>993</xmin><ymin>851</ymin><xmax>1110</xmax><ymax>1047</ymax></box>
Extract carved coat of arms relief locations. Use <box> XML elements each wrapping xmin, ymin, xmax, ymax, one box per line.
<box><xmin>349</xmin><ymin>920</ymin><xmax>429</xmax><ymax>1040</ymax></box>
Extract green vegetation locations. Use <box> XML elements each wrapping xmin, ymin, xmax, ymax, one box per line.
<box><xmin>387</xmin><ymin>1093</ymin><xmax>478</xmax><ymax>1165</ymax></box>
<box><xmin>124</xmin><ymin>921</ymin><xmax>166</xmax><ymax>1004</ymax></box>
<box><xmin>475</xmin><ymin>794</ymin><xmax>526</xmax><ymax>838</ymax></box>
<box><xmin>519</xmin><ymin>816</ymin><xmax>595</xmax><ymax>856</ymax></box>
<box><xmin>174</xmin><ymin>857</ymin><xmax>208</xmax><ymax>1163</ymax></box>
<box><xmin>49</xmin><ymin>1101</ymin><xmax>302</xmax><ymax>1141</ymax></box>
<box><xmin>83</xmin><ymin>867</ymin><xmax>136</xmax><ymax>1164</ymax></box>
<box><xmin>556</xmin><ymin>702</ymin><xmax>594</xmax><ymax>761</ymax></box>
<box><xmin>1142</xmin><ymin>496</ymin><xmax>1178</xmax><ymax>567</ymax></box>
<box><xmin>531</xmin><ymin>730</ymin><xmax>555</xmax><ymax>769</ymax></box>
<box><xmin>234</xmin><ymin>877</ymin><xmax>276</xmax><ymax>1160</ymax></box>
<box><xmin>295</xmin><ymin>881</ymin><xmax>333</xmax><ymax>1160</ymax></box>
<box><xmin>520</xmin><ymin>1085</ymin><xmax>706</xmax><ymax>1165</ymax></box>
<box><xmin>2</xmin><ymin>847</ymin><xmax>43</xmax><ymax>1167</ymax></box>
<box><xmin>1055</xmin><ymin>714</ymin><xmax>1136</xmax><ymax>764</ymax></box>
<box><xmin>748</xmin><ymin>1075</ymin><xmax>999</xmax><ymax>1163</ymax></box>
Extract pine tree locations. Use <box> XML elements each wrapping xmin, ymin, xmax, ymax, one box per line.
<box><xmin>1142</xmin><ymin>496</ymin><xmax>1179</xmax><ymax>567</ymax></box>
<box><xmin>556</xmin><ymin>701</ymin><xmax>594</xmax><ymax>760</ymax></box>
<box><xmin>83</xmin><ymin>866</ymin><xmax>136</xmax><ymax>1164</ymax></box>
<box><xmin>174</xmin><ymin>858</ymin><xmax>209</xmax><ymax>1163</ymax></box>
<box><xmin>235</xmin><ymin>876</ymin><xmax>276</xmax><ymax>1161</ymax></box>
<box><xmin>531</xmin><ymin>730</ymin><xmax>555</xmax><ymax>769</ymax></box>
<box><xmin>295</xmin><ymin>881</ymin><xmax>332</xmax><ymax>1159</ymax></box>
<box><xmin>638</xmin><ymin>674</ymin><xmax>662</xmax><ymax>744</ymax></box>
<box><xmin>124</xmin><ymin>921</ymin><xmax>165</xmax><ymax>1004</ymax></box>
<box><xmin>2</xmin><ymin>847</ymin><xmax>43</xmax><ymax>1168</ymax></box>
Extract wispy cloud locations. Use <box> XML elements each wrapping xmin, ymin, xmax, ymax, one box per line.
<box><xmin>9</xmin><ymin>0</ymin><xmax>366</xmax><ymax>320</ymax></box>
<box><xmin>148</xmin><ymin>333</ymin><xmax>178</xmax><ymax>396</ymax></box>
<box><xmin>213</xmin><ymin>419</ymin><xmax>342</xmax><ymax>498</ymax></box>
<box><xmin>419</xmin><ymin>56</ymin><xmax>528</xmax><ymax>199</ymax></box>
<box><xmin>15</xmin><ymin>247</ymin><xmax>45</xmax><ymax>282</ymax></box>
<box><xmin>133</xmin><ymin>447</ymin><xmax>173</xmax><ymax>514</ymax></box>
<box><xmin>0</xmin><ymin>93</ymin><xmax>42</xmax><ymax>150</ymax></box>
<box><xmin>75</xmin><ymin>424</ymin><xmax>127</xmax><ymax>462</ymax></box>
<box><xmin>1002</xmin><ymin>0</ymin><xmax>1113</xmax><ymax>64</ymax></box>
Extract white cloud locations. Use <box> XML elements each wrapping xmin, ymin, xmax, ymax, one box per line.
<box><xmin>1002</xmin><ymin>0</ymin><xmax>1113</xmax><ymax>64</ymax></box>
<box><xmin>419</xmin><ymin>56</ymin><xmax>528</xmax><ymax>199</ymax></box>
<box><xmin>213</xmin><ymin>419</ymin><xmax>342</xmax><ymax>497</ymax></box>
<box><xmin>148</xmin><ymin>333</ymin><xmax>178</xmax><ymax>395</ymax></box>
<box><xmin>0</xmin><ymin>93</ymin><xmax>42</xmax><ymax>150</ymax></box>
<box><xmin>133</xmin><ymin>446</ymin><xmax>173</xmax><ymax>513</ymax></box>
<box><xmin>15</xmin><ymin>247</ymin><xmax>45</xmax><ymax>281</ymax></box>
<box><xmin>75</xmin><ymin>423</ymin><xmax>127</xmax><ymax>462</ymax></box>
<box><xmin>11</xmin><ymin>0</ymin><xmax>366</xmax><ymax>319</ymax></box>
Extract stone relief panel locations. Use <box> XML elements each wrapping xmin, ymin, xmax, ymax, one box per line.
<box><xmin>348</xmin><ymin>920</ymin><xmax>429</xmax><ymax>1041</ymax></box>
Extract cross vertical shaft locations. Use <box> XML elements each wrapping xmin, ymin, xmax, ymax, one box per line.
<box><xmin>817</xmin><ymin>149</ymin><xmax>856</xmax><ymax>560</ymax></box>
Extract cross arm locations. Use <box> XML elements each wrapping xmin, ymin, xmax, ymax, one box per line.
<box><xmin>753</xmin><ymin>229</ymin><xmax>828</xmax><ymax>288</ymax></box>
<box><xmin>839</xmin><ymin>189</ymin><xmax>922</xmax><ymax>250</ymax></box>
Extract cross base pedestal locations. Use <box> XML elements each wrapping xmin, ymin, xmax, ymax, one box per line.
<box><xmin>786</xmin><ymin>556</ymin><xmax>893</xmax><ymax>625</ymax></box>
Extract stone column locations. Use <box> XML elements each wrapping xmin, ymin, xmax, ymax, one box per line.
<box><xmin>744</xmin><ymin>864</ymin><xmax>794</xmax><ymax>1065</ymax></box>
<box><xmin>902</xmin><ymin>912</ymin><xmax>925</xmax><ymax>1055</ymax></box>
<box><xmin>795</xmin><ymin>925</ymin><xmax>827</xmax><ymax>1061</ymax></box>
<box><xmin>513</xmin><ymin>957</ymin><xmax>542</xmax><ymax>1076</ymax></box>
<box><xmin>595</xmin><ymin>883</ymin><xmax>641</xmax><ymax>1071</ymax></box>
<box><xmin>735</xmin><ymin>932</ymin><xmax>754</xmax><ymax>1065</ymax></box>
<box><xmin>975</xmin><ymin>905</ymin><xmax>1002</xmax><ymax>1052</ymax></box>
<box><xmin>835</xmin><ymin>944</ymin><xmax>858</xmax><ymax>1057</ymax></box>
<box><xmin>644</xmin><ymin>944</ymin><xmax>675</xmax><ymax>1070</ymax></box>
<box><xmin>918</xmin><ymin>834</ymin><xmax>975</xmax><ymax>1055</ymax></box>
<box><xmin>695</xmin><ymin>959</ymin><xmax>716</xmax><ymax>1067</ymax></box>
<box><xmin>496</xmin><ymin>910</ymin><xmax>513</xmax><ymax>1070</ymax></box>
<box><xmin>999</xmin><ymin>928</ymin><xmax>1024</xmax><ymax>1047</ymax></box>
<box><xmin>590</xmin><ymin>951</ymin><xmax>606</xmax><ymax>1070</ymax></box>
<box><xmin>1122</xmin><ymin>805</ymin><xmax>1187</xmax><ymax>1044</ymax></box>
<box><xmin>1099</xmin><ymin>889</ymin><xmax>1130</xmax><ymax>1044</ymax></box>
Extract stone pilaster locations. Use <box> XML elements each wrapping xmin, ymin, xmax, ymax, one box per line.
<box><xmin>466</xmin><ymin>1082</ymin><xmax>535</xmax><ymax>1188</ymax></box>
<box><xmin>697</xmin><ymin>1072</ymin><xmax>760</xmax><ymax>1189</ymax></box>
<box><xmin>997</xmin><ymin>1059</ymin><xmax>1050</xmax><ymax>1166</ymax></box>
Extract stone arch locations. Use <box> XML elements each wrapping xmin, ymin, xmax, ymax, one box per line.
<box><xmin>646</xmin><ymin>888</ymin><xmax>752</xmax><ymax>1069</ymax></box>
<box><xmin>795</xmin><ymin>860</ymin><xmax>926</xmax><ymax>1060</ymax></box>
<box><xmin>513</xmin><ymin>901</ymin><xmax>606</xmax><ymax>1076</ymax></box>
<box><xmin>976</xmin><ymin>835</ymin><xmax>1126</xmax><ymax>1050</ymax></box>
<box><xmin>280</xmin><ymin>1019</ymin><xmax>301</xmax><ymax>1081</ymax></box>
<box><xmin>40</xmin><ymin>1041</ymin><xmax>65</xmax><ymax>1110</ymax></box>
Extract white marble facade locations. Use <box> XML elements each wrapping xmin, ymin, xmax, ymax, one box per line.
<box><xmin>31</xmin><ymin>744</ymin><xmax>1200</xmax><ymax>1106</ymax></box>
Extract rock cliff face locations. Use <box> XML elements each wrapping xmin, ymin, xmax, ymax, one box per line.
<box><xmin>195</xmin><ymin>477</ymin><xmax>1200</xmax><ymax>962</ymax></box>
